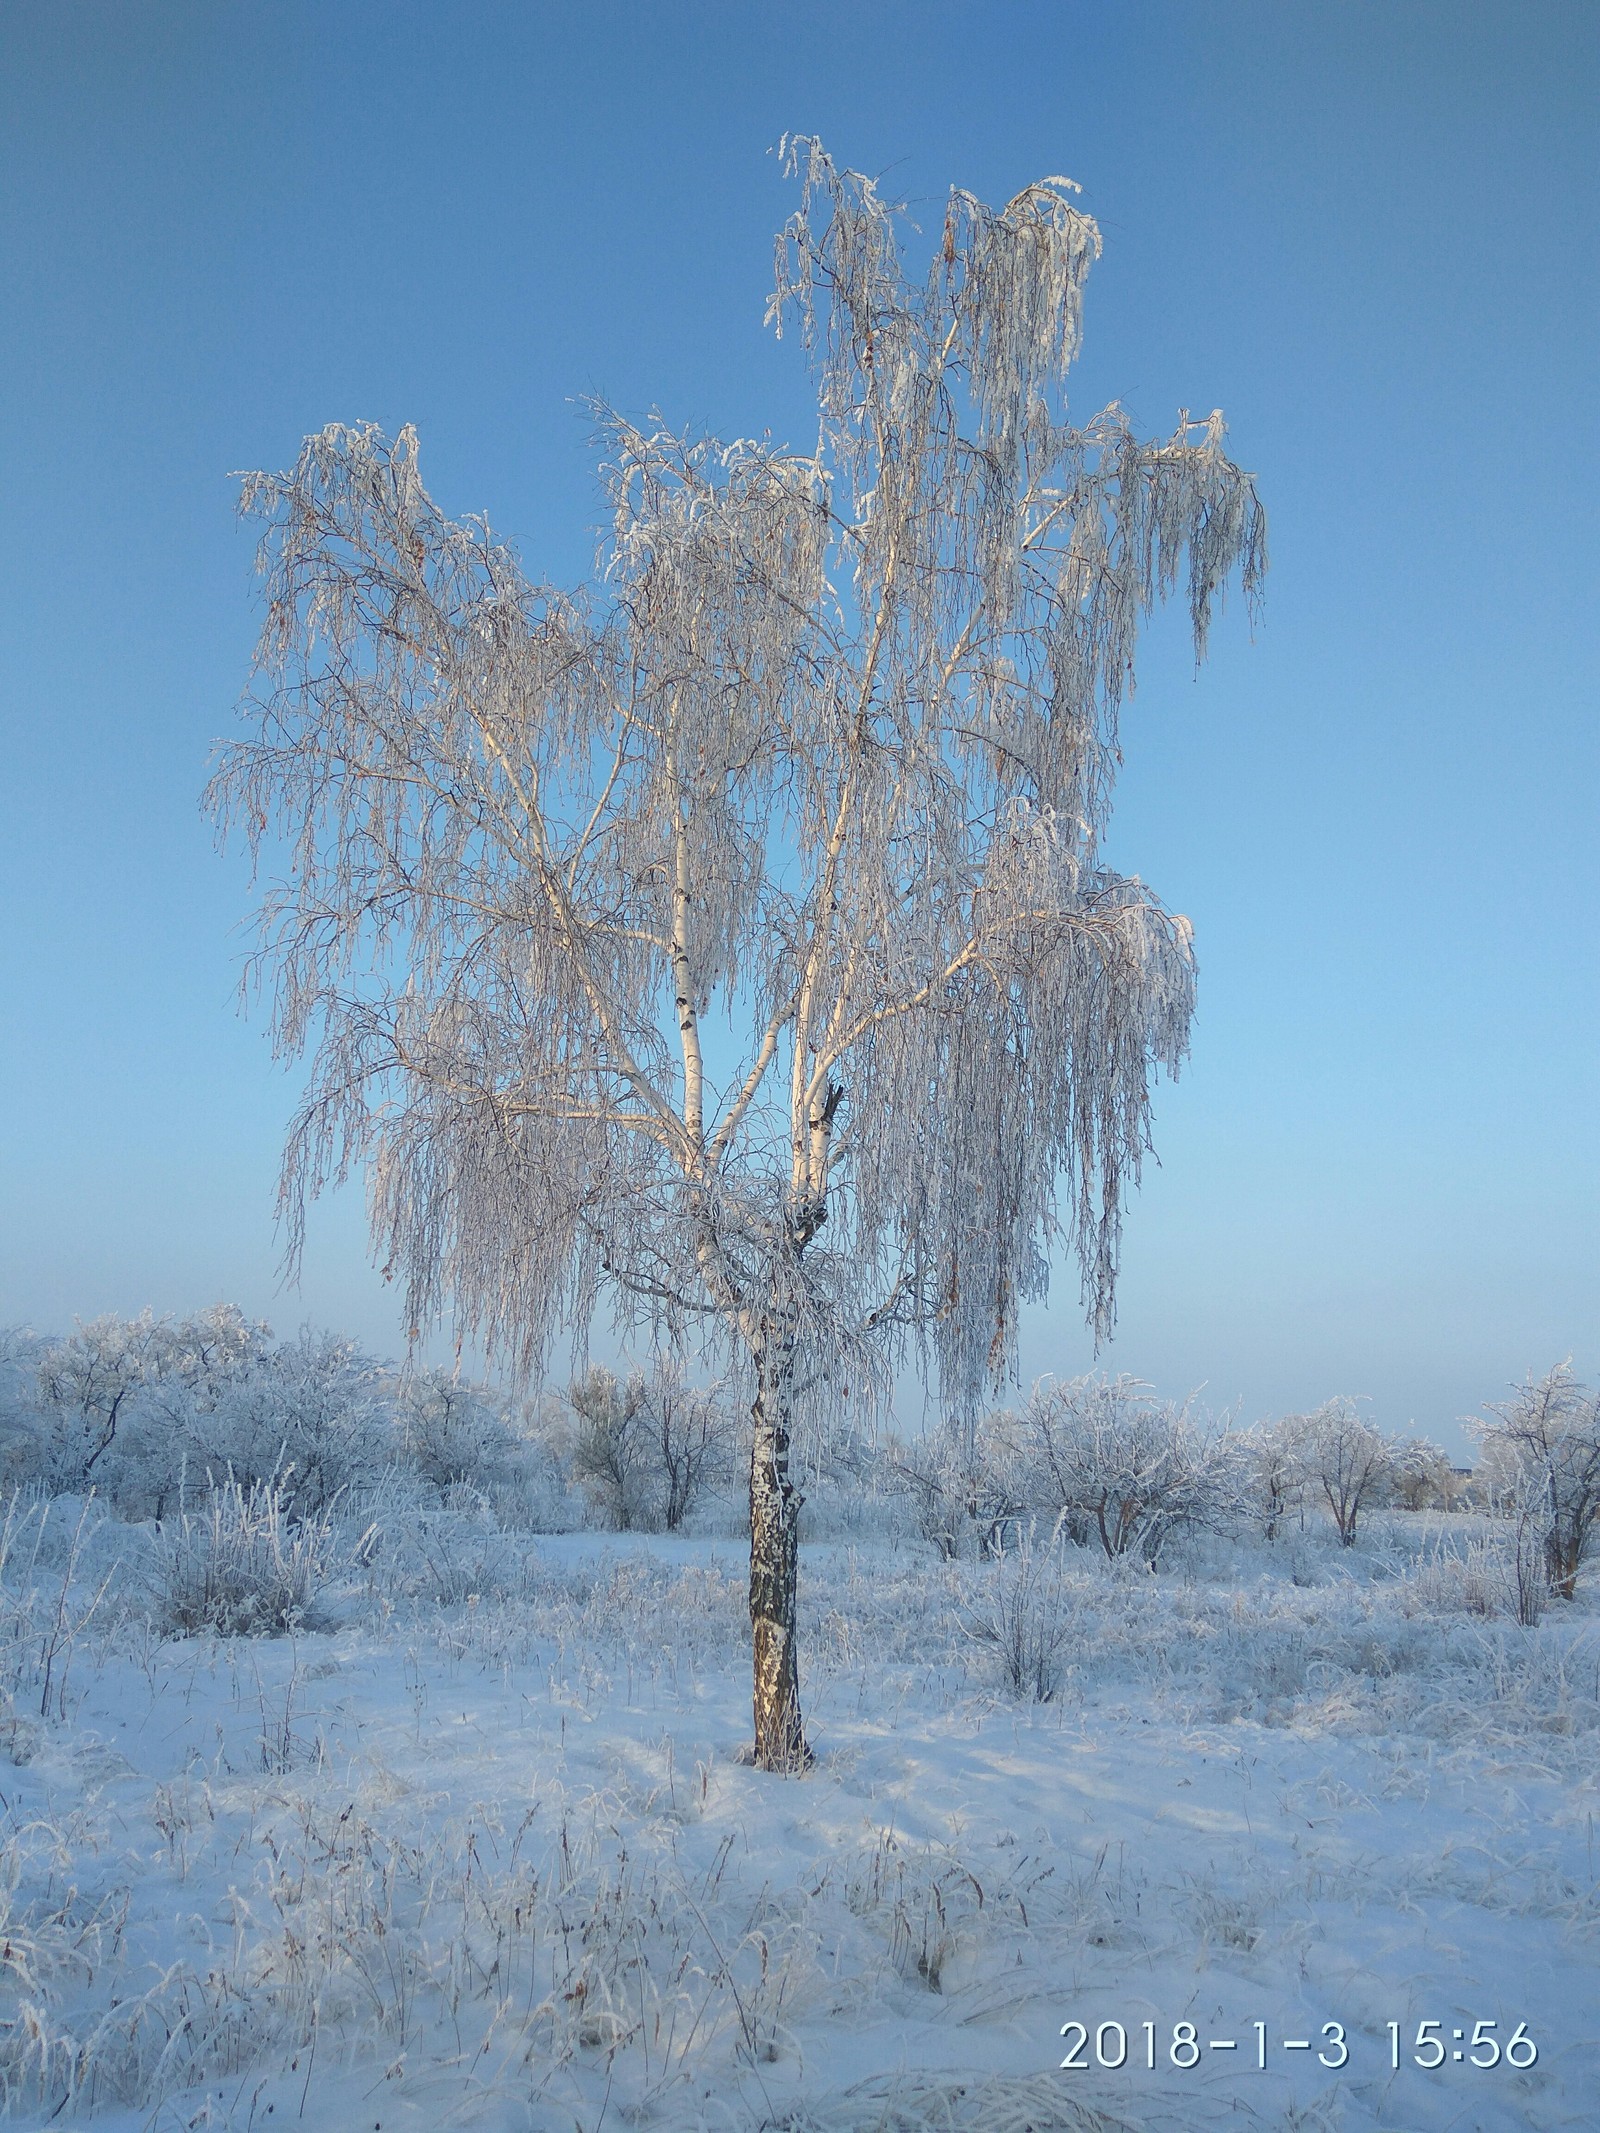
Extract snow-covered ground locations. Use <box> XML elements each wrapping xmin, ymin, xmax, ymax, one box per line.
<box><xmin>2</xmin><ymin>1522</ymin><xmax>1596</xmax><ymax>2131</ymax></box>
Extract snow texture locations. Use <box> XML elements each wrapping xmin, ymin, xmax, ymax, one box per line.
<box><xmin>0</xmin><ymin>1509</ymin><xmax>1592</xmax><ymax>2132</ymax></box>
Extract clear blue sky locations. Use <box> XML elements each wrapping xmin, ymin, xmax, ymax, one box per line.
<box><xmin>1</xmin><ymin>1</ymin><xmax>1594</xmax><ymax>1450</ymax></box>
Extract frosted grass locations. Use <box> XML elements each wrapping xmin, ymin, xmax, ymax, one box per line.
<box><xmin>0</xmin><ymin>1524</ymin><xmax>1590</xmax><ymax>2129</ymax></box>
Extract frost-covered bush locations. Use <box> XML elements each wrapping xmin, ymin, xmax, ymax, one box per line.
<box><xmin>21</xmin><ymin>1308</ymin><xmax>587</xmax><ymax>1538</ymax></box>
<box><xmin>31</xmin><ymin>1306</ymin><xmax>273</xmax><ymax>1513</ymax></box>
<box><xmin>987</xmin><ymin>1375</ymin><xmax>1239</xmax><ymax>1567</ymax></box>
<box><xmin>101</xmin><ymin>1327</ymin><xmax>389</xmax><ymax>1522</ymax></box>
<box><xmin>1476</xmin><ymin>1363</ymin><xmax>1600</xmax><ymax>1603</ymax></box>
<box><xmin>1386</xmin><ymin>1435</ymin><xmax>1456</xmax><ymax>1513</ymax></box>
<box><xmin>638</xmin><ymin>1364</ymin><xmax>739</xmax><ymax>1531</ymax></box>
<box><xmin>35</xmin><ymin>1311</ymin><xmax>173</xmax><ymax>1492</ymax></box>
<box><xmin>195</xmin><ymin>1329</ymin><xmax>392</xmax><ymax>1515</ymax></box>
<box><xmin>881</xmin><ymin>1421</ymin><xmax>1025</xmax><ymax>1559</ymax></box>
<box><xmin>564</xmin><ymin>1363</ymin><xmax>736</xmax><ymax>1532</ymax></box>
<box><xmin>0</xmin><ymin>1329</ymin><xmax>47</xmax><ymax>1487</ymax></box>
<box><xmin>793</xmin><ymin>1449</ymin><xmax>920</xmax><ymax>1545</ymax></box>
<box><xmin>965</xmin><ymin>1531</ymin><xmax>1077</xmax><ymax>1700</ymax></box>
<box><xmin>1239</xmin><ymin>1414</ymin><xmax>1308</xmax><ymax>1540</ymax></box>
<box><xmin>357</xmin><ymin>1470</ymin><xmax>540</xmax><ymax>1605</ymax></box>
<box><xmin>393</xmin><ymin>1367</ymin><xmax>524</xmax><ymax>1493</ymax></box>
<box><xmin>1504</xmin><ymin>1491</ymin><xmax>1551</xmax><ymax>1626</ymax></box>
<box><xmin>149</xmin><ymin>1476</ymin><xmax>359</xmax><ymax>1636</ymax></box>
<box><xmin>1293</xmin><ymin>1397</ymin><xmax>1391</xmax><ymax>1546</ymax></box>
<box><xmin>887</xmin><ymin>1426</ymin><xmax>980</xmax><ymax>1559</ymax></box>
<box><xmin>36</xmin><ymin>1307</ymin><xmax>269</xmax><ymax>1498</ymax></box>
<box><xmin>97</xmin><ymin>1307</ymin><xmax>274</xmax><ymax>1516</ymax></box>
<box><xmin>566</xmin><ymin>1367</ymin><xmax>653</xmax><ymax>1530</ymax></box>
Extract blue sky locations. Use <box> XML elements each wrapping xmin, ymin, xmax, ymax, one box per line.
<box><xmin>1</xmin><ymin>1</ymin><xmax>1594</xmax><ymax>1450</ymax></box>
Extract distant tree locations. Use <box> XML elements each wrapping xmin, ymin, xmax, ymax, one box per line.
<box><xmin>994</xmin><ymin>1373</ymin><xmax>1237</xmax><ymax>1568</ymax></box>
<box><xmin>1386</xmin><ymin>1435</ymin><xmax>1454</xmax><ymax>1514</ymax></box>
<box><xmin>636</xmin><ymin>1362</ymin><xmax>736</xmax><ymax>1533</ymax></box>
<box><xmin>566</xmin><ymin>1367</ymin><xmax>653</xmax><ymax>1532</ymax></box>
<box><xmin>395</xmin><ymin>1366</ymin><xmax>524</xmax><ymax>1496</ymax></box>
<box><xmin>1477</xmin><ymin>1363</ymin><xmax>1600</xmax><ymax>1601</ymax></box>
<box><xmin>1297</xmin><ymin>1399</ymin><xmax>1390</xmax><ymax>1547</ymax></box>
<box><xmin>37</xmin><ymin>1304</ymin><xmax>266</xmax><ymax>1497</ymax></box>
<box><xmin>1243</xmin><ymin>1414</ymin><xmax>1307</xmax><ymax>1541</ymax></box>
<box><xmin>211</xmin><ymin>140</ymin><xmax>1263</xmax><ymax>1767</ymax></box>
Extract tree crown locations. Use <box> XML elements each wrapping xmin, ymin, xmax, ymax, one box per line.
<box><xmin>210</xmin><ymin>141</ymin><xmax>1265</xmax><ymax>1417</ymax></box>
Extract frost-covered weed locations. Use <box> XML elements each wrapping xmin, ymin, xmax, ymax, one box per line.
<box><xmin>963</xmin><ymin>1528</ymin><xmax>1077</xmax><ymax>1700</ymax></box>
<box><xmin>779</xmin><ymin>2071</ymin><xmax>1139</xmax><ymax>2133</ymax></box>
<box><xmin>0</xmin><ymin>1526</ymin><xmax>1594</xmax><ymax>2122</ymax></box>
<box><xmin>0</xmin><ymin>1819</ymin><xmax>141</xmax><ymax>2113</ymax></box>
<box><xmin>0</xmin><ymin>1758</ymin><xmax>1152</xmax><ymax>2122</ymax></box>
<box><xmin>1399</xmin><ymin>1532</ymin><xmax>1503</xmax><ymax>1617</ymax></box>
<box><xmin>0</xmin><ymin>1782</ymin><xmax>831</xmax><ymax>2121</ymax></box>
<box><xmin>148</xmin><ymin>1476</ymin><xmax>359</xmax><ymax>1636</ymax></box>
<box><xmin>0</xmin><ymin>1492</ymin><xmax>128</xmax><ymax>1731</ymax></box>
<box><xmin>832</xmin><ymin>1827</ymin><xmax>1058</xmax><ymax>1993</ymax></box>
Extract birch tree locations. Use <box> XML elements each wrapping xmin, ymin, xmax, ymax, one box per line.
<box><xmin>210</xmin><ymin>140</ymin><xmax>1265</xmax><ymax>1768</ymax></box>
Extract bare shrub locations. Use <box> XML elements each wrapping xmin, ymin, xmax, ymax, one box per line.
<box><xmin>887</xmin><ymin>1424</ymin><xmax>1002</xmax><ymax>1560</ymax></box>
<box><xmin>1506</xmin><ymin>1489</ymin><xmax>1550</xmax><ymax>1626</ymax></box>
<box><xmin>149</xmin><ymin>1477</ymin><xmax>359</xmax><ymax>1636</ymax></box>
<box><xmin>394</xmin><ymin>1366</ymin><xmax>521</xmax><ymax>1492</ymax></box>
<box><xmin>566</xmin><ymin>1366</ymin><xmax>653</xmax><ymax>1530</ymax></box>
<box><xmin>565</xmin><ymin>1363</ymin><xmax>735</xmax><ymax>1532</ymax></box>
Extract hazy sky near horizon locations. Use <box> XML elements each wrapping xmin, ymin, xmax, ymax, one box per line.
<box><xmin>1</xmin><ymin>1</ymin><xmax>1594</xmax><ymax>1452</ymax></box>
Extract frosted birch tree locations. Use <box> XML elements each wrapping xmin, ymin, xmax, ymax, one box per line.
<box><xmin>210</xmin><ymin>140</ymin><xmax>1265</xmax><ymax>1768</ymax></box>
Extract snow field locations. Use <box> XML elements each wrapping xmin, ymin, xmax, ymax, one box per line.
<box><xmin>0</xmin><ymin>1522</ymin><xmax>1594</xmax><ymax>2131</ymax></box>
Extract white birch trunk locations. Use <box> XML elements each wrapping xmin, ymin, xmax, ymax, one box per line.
<box><xmin>746</xmin><ymin>1307</ymin><xmax>809</xmax><ymax>1770</ymax></box>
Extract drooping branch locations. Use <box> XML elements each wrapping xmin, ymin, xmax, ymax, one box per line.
<box><xmin>214</xmin><ymin>141</ymin><xmax>1262</xmax><ymax>1418</ymax></box>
